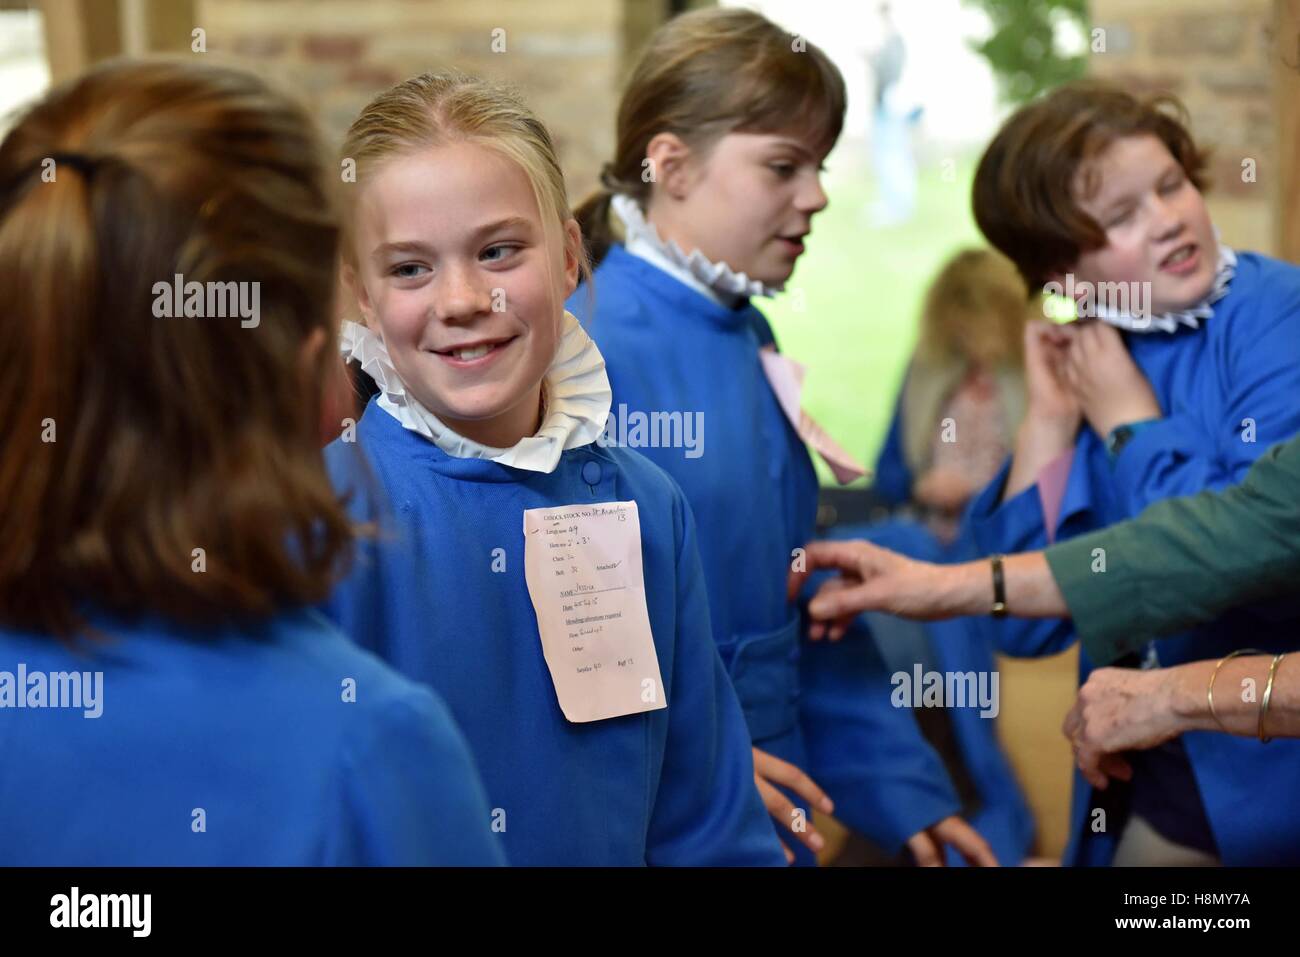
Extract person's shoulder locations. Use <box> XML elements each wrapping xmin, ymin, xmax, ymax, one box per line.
<box><xmin>273</xmin><ymin>612</ymin><xmax>499</xmax><ymax>865</ymax></box>
<box><xmin>1197</xmin><ymin>251</ymin><xmax>1300</xmax><ymax>350</ymax></box>
<box><xmin>321</xmin><ymin>401</ymin><xmax>415</xmax><ymax>513</ymax></box>
<box><xmin>585</xmin><ymin>444</ymin><xmax>692</xmax><ymax>539</ymax></box>
<box><xmin>592</xmin><ymin>443</ymin><xmax>683</xmax><ymax>493</ymax></box>
<box><xmin>323</xmin><ymin>401</ymin><xmax>379</xmax><ymax>478</ymax></box>
<box><xmin>261</xmin><ymin>609</ymin><xmax>469</xmax><ymax>753</ymax></box>
<box><xmin>575</xmin><ymin>246</ymin><xmax>662</xmax><ymax>328</ymax></box>
<box><xmin>1227</xmin><ymin>251</ymin><xmax>1300</xmax><ymax>309</ymax></box>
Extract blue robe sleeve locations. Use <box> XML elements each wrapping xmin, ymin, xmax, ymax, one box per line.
<box><xmin>325</xmin><ymin>686</ymin><xmax>506</xmax><ymax>866</ymax></box>
<box><xmin>645</xmin><ymin>489</ymin><xmax>786</xmax><ymax>866</ymax></box>
<box><xmin>799</xmin><ymin>621</ymin><xmax>961</xmax><ymax>854</ymax></box>
<box><xmin>966</xmin><ymin>457</ymin><xmax>1078</xmax><ymax>659</ymax></box>
<box><xmin>1110</xmin><ymin>303</ymin><xmax>1300</xmax><ymax>517</ymax></box>
<box><xmin>872</xmin><ymin>372</ymin><xmax>913</xmax><ymax>508</ymax></box>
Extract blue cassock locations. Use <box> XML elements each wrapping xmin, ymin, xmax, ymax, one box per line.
<box><xmin>966</xmin><ymin>251</ymin><xmax>1300</xmax><ymax>865</ymax></box>
<box><xmin>570</xmin><ymin>245</ymin><xmax>962</xmax><ymax>865</ymax></box>
<box><xmin>322</xmin><ymin>399</ymin><xmax>785</xmax><ymax>867</ymax></box>
<box><xmin>0</xmin><ymin>609</ymin><xmax>504</xmax><ymax>865</ymax></box>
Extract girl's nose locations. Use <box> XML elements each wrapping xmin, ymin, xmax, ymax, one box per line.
<box><xmin>434</xmin><ymin>262</ymin><xmax>490</xmax><ymax>323</ymax></box>
<box><xmin>1149</xmin><ymin>195</ymin><xmax>1184</xmax><ymax>242</ymax></box>
<box><xmin>797</xmin><ymin>173</ymin><xmax>829</xmax><ymax>214</ymax></box>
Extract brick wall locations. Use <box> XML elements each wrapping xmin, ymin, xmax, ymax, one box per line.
<box><xmin>194</xmin><ymin>0</ymin><xmax>671</xmax><ymax>204</ymax></box>
<box><xmin>1088</xmin><ymin>0</ymin><xmax>1277</xmax><ymax>255</ymax></box>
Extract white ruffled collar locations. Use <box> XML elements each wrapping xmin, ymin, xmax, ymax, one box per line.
<box><xmin>341</xmin><ymin>311</ymin><xmax>612</xmax><ymax>474</ymax></box>
<box><xmin>611</xmin><ymin>193</ymin><xmax>780</xmax><ymax>307</ymax></box>
<box><xmin>1094</xmin><ymin>241</ymin><xmax>1237</xmax><ymax>334</ymax></box>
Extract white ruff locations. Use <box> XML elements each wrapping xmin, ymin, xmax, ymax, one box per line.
<box><xmin>1093</xmin><ymin>243</ymin><xmax>1237</xmax><ymax>334</ymax></box>
<box><xmin>611</xmin><ymin>193</ymin><xmax>780</xmax><ymax>305</ymax></box>
<box><xmin>340</xmin><ymin>311</ymin><xmax>612</xmax><ymax>474</ymax></box>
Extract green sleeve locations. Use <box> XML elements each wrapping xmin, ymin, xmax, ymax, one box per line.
<box><xmin>1044</xmin><ymin>436</ymin><xmax>1300</xmax><ymax>666</ymax></box>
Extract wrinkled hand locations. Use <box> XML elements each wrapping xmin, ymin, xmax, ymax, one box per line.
<box><xmin>906</xmin><ymin>815</ymin><xmax>998</xmax><ymax>867</ymax></box>
<box><xmin>1062</xmin><ymin>666</ymin><xmax>1183</xmax><ymax>790</ymax></box>
<box><xmin>1063</xmin><ymin>320</ymin><xmax>1161</xmax><ymax>439</ymax></box>
<box><xmin>752</xmin><ymin>746</ymin><xmax>834</xmax><ymax>864</ymax></box>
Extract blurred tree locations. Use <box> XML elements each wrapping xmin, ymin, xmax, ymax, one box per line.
<box><xmin>965</xmin><ymin>0</ymin><xmax>1090</xmax><ymax>105</ymax></box>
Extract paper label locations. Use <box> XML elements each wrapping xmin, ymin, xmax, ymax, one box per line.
<box><xmin>522</xmin><ymin>500</ymin><xmax>667</xmax><ymax>723</ymax></box>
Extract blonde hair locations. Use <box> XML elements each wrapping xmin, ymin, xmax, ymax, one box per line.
<box><xmin>915</xmin><ymin>248</ymin><xmax>1032</xmax><ymax>368</ymax></box>
<box><xmin>339</xmin><ymin>71</ymin><xmax>589</xmax><ymax>311</ymax></box>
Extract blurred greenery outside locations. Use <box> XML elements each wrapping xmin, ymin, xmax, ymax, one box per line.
<box><xmin>765</xmin><ymin>148</ymin><xmax>985</xmax><ymax>487</ymax></box>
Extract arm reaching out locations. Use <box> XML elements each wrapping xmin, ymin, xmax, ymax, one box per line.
<box><xmin>790</xmin><ymin>540</ymin><xmax>1068</xmax><ymax>638</ymax></box>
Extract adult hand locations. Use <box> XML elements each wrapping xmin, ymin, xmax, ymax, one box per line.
<box><xmin>788</xmin><ymin>540</ymin><xmax>949</xmax><ymax>640</ymax></box>
<box><xmin>1062</xmin><ymin>666</ymin><xmax>1184</xmax><ymax>790</ymax></box>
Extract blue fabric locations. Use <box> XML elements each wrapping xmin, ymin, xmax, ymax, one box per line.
<box><xmin>966</xmin><ymin>251</ymin><xmax>1300</xmax><ymax>865</ymax></box>
<box><xmin>853</xmin><ymin>390</ymin><xmax>1035</xmax><ymax>865</ymax></box>
<box><xmin>0</xmin><ymin>608</ymin><xmax>503</xmax><ymax>865</ymax></box>
<box><xmin>322</xmin><ymin>400</ymin><xmax>785</xmax><ymax>867</ymax></box>
<box><xmin>871</xmin><ymin>374</ymin><xmax>914</xmax><ymax>508</ymax></box>
<box><xmin>822</xmin><ymin>517</ymin><xmax>1035</xmax><ymax>867</ymax></box>
<box><xmin>571</xmin><ymin>244</ymin><xmax>961</xmax><ymax>861</ymax></box>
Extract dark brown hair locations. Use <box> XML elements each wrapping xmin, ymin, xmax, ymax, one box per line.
<box><xmin>0</xmin><ymin>58</ymin><xmax>353</xmax><ymax>638</ymax></box>
<box><xmin>575</xmin><ymin>6</ymin><xmax>846</xmax><ymax>265</ymax></box>
<box><xmin>972</xmin><ymin>81</ymin><xmax>1211</xmax><ymax>290</ymax></box>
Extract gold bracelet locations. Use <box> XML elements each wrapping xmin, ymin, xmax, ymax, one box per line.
<box><xmin>1258</xmin><ymin>653</ymin><xmax>1287</xmax><ymax>744</ymax></box>
<box><xmin>1207</xmin><ymin>649</ymin><xmax>1266</xmax><ymax>735</ymax></box>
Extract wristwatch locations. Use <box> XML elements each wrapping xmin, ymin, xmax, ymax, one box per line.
<box><xmin>1105</xmin><ymin>423</ymin><xmax>1139</xmax><ymax>460</ymax></box>
<box><xmin>1105</xmin><ymin>418</ymin><xmax>1160</xmax><ymax>463</ymax></box>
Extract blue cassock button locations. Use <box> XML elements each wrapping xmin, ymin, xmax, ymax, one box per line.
<box><xmin>581</xmin><ymin>461</ymin><xmax>602</xmax><ymax>486</ymax></box>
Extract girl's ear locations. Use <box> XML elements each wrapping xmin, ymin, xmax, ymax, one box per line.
<box><xmin>561</xmin><ymin>218</ymin><xmax>582</xmax><ymax>298</ymax></box>
<box><xmin>341</xmin><ymin>259</ymin><xmax>381</xmax><ymax>335</ymax></box>
<box><xmin>645</xmin><ymin>131</ymin><xmax>694</xmax><ymax>201</ymax></box>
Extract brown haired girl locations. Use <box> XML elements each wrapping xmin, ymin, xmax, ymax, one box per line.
<box><xmin>0</xmin><ymin>58</ymin><xmax>500</xmax><ymax>865</ymax></box>
<box><xmin>568</xmin><ymin>6</ymin><xmax>994</xmax><ymax>866</ymax></box>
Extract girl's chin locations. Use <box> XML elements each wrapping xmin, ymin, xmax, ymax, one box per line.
<box><xmin>1155</xmin><ymin>273</ymin><xmax>1217</xmax><ymax>313</ymax></box>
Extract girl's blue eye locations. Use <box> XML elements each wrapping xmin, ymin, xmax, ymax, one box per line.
<box><xmin>393</xmin><ymin>263</ymin><xmax>426</xmax><ymax>279</ymax></box>
<box><xmin>482</xmin><ymin>244</ymin><xmax>517</xmax><ymax>263</ymax></box>
<box><xmin>770</xmin><ymin>163</ymin><xmax>797</xmax><ymax>178</ymax></box>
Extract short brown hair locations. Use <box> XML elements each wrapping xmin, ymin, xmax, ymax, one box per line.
<box><xmin>972</xmin><ymin>81</ymin><xmax>1210</xmax><ymax>290</ymax></box>
<box><xmin>575</xmin><ymin>7</ymin><xmax>846</xmax><ymax>265</ymax></box>
<box><xmin>0</xmin><ymin>58</ymin><xmax>353</xmax><ymax>638</ymax></box>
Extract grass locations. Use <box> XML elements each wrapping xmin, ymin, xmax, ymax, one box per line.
<box><xmin>763</xmin><ymin>147</ymin><xmax>986</xmax><ymax>485</ymax></box>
